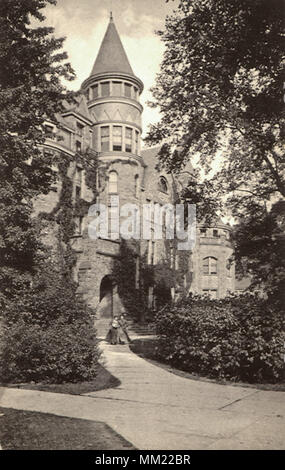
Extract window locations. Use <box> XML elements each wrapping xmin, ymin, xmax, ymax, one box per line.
<box><xmin>133</xmin><ymin>87</ymin><xmax>138</xmax><ymax>100</ymax></box>
<box><xmin>101</xmin><ymin>126</ymin><xmax>110</xmax><ymax>151</ymax></box>
<box><xmin>147</xmin><ymin>239</ymin><xmax>156</xmax><ymax>265</ymax></box>
<box><xmin>134</xmin><ymin>130</ymin><xmax>139</xmax><ymax>154</ymax></box>
<box><xmin>108</xmin><ymin>171</ymin><xmax>118</xmax><ymax>194</ymax></box>
<box><xmin>158</xmin><ymin>176</ymin><xmax>168</xmax><ymax>193</ymax></box>
<box><xmin>92</xmin><ymin>84</ymin><xmax>99</xmax><ymax>99</ymax></box>
<box><xmin>101</xmin><ymin>82</ymin><xmax>110</xmax><ymax>96</ymax></box>
<box><xmin>74</xmin><ymin>216</ymin><xmax>83</xmax><ymax>235</ymax></box>
<box><xmin>75</xmin><ymin>140</ymin><xmax>82</xmax><ymax>153</ymax></box>
<box><xmin>113</xmin><ymin>126</ymin><xmax>122</xmax><ymax>151</ymax></box>
<box><xmin>200</xmin><ymin>228</ymin><xmax>207</xmax><ymax>237</ymax></box>
<box><xmin>75</xmin><ymin>185</ymin><xmax>81</xmax><ymax>202</ymax></box>
<box><xmin>134</xmin><ymin>174</ymin><xmax>139</xmax><ymax>198</ymax></box>
<box><xmin>202</xmin><ymin>257</ymin><xmax>217</xmax><ymax>275</ymax></box>
<box><xmin>203</xmin><ymin>289</ymin><xmax>218</xmax><ymax>299</ymax></box>
<box><xmin>226</xmin><ymin>259</ymin><xmax>232</xmax><ymax>277</ymax></box>
<box><xmin>112</xmin><ymin>81</ymin><xmax>122</xmax><ymax>96</ymax></box>
<box><xmin>124</xmin><ymin>83</ymin><xmax>132</xmax><ymax>98</ymax></box>
<box><xmin>75</xmin><ymin>166</ymin><xmax>83</xmax><ymax>187</ymax></box>
<box><xmin>125</xmin><ymin>127</ymin><xmax>132</xmax><ymax>152</ymax></box>
<box><xmin>76</xmin><ymin>122</ymin><xmax>84</xmax><ymax>136</ymax></box>
<box><xmin>45</xmin><ymin>125</ymin><xmax>55</xmax><ymax>139</ymax></box>
<box><xmin>213</xmin><ymin>229</ymin><xmax>219</xmax><ymax>237</ymax></box>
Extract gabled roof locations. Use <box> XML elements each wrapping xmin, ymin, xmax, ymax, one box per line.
<box><xmin>90</xmin><ymin>15</ymin><xmax>134</xmax><ymax>77</ymax></box>
<box><xmin>62</xmin><ymin>95</ymin><xmax>93</xmax><ymax>124</ymax></box>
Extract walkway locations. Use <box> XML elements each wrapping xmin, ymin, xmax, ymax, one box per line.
<box><xmin>0</xmin><ymin>341</ymin><xmax>284</xmax><ymax>449</ymax></box>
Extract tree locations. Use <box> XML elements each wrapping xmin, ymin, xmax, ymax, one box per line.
<box><xmin>0</xmin><ymin>1</ymin><xmax>101</xmax><ymax>383</ymax></box>
<box><xmin>0</xmin><ymin>0</ymin><xmax>75</xmax><ymax>303</ymax></box>
<box><xmin>146</xmin><ymin>0</ymin><xmax>284</xmax><ymax>296</ymax></box>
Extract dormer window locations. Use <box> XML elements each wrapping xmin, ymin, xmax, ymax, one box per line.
<box><xmin>44</xmin><ymin>125</ymin><xmax>55</xmax><ymax>140</ymax></box>
<box><xmin>75</xmin><ymin>140</ymin><xmax>82</xmax><ymax>153</ymax></box>
<box><xmin>76</xmin><ymin>122</ymin><xmax>84</xmax><ymax>137</ymax></box>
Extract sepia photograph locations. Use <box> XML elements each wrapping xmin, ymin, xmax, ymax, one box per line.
<box><xmin>0</xmin><ymin>0</ymin><xmax>284</xmax><ymax>458</ymax></box>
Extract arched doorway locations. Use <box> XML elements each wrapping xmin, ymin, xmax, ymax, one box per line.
<box><xmin>98</xmin><ymin>275</ymin><xmax>114</xmax><ymax>318</ymax></box>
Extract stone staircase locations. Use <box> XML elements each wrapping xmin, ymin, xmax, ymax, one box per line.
<box><xmin>127</xmin><ymin>321</ymin><xmax>156</xmax><ymax>338</ymax></box>
<box><xmin>94</xmin><ymin>316</ymin><xmax>156</xmax><ymax>340</ymax></box>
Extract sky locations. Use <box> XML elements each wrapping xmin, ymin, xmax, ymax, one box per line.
<box><xmin>42</xmin><ymin>0</ymin><xmax>179</xmax><ymax>139</ymax></box>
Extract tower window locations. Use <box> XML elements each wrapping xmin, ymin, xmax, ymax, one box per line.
<box><xmin>124</xmin><ymin>83</ymin><xmax>132</xmax><ymax>98</ymax></box>
<box><xmin>200</xmin><ymin>228</ymin><xmax>207</xmax><ymax>236</ymax></box>
<box><xmin>108</xmin><ymin>171</ymin><xmax>118</xmax><ymax>194</ymax></box>
<box><xmin>213</xmin><ymin>229</ymin><xmax>219</xmax><ymax>237</ymax></box>
<box><xmin>92</xmin><ymin>84</ymin><xmax>99</xmax><ymax>99</ymax></box>
<box><xmin>202</xmin><ymin>257</ymin><xmax>218</xmax><ymax>275</ymax></box>
<box><xmin>158</xmin><ymin>176</ymin><xmax>168</xmax><ymax>193</ymax></box>
<box><xmin>113</xmin><ymin>126</ymin><xmax>122</xmax><ymax>151</ymax></box>
<box><xmin>112</xmin><ymin>81</ymin><xmax>122</xmax><ymax>96</ymax></box>
<box><xmin>134</xmin><ymin>174</ymin><xmax>139</xmax><ymax>198</ymax></box>
<box><xmin>226</xmin><ymin>259</ymin><xmax>232</xmax><ymax>277</ymax></box>
<box><xmin>101</xmin><ymin>82</ymin><xmax>110</xmax><ymax>97</ymax></box>
<box><xmin>135</xmin><ymin>130</ymin><xmax>139</xmax><ymax>155</ymax></box>
<box><xmin>101</xmin><ymin>126</ymin><xmax>110</xmax><ymax>151</ymax></box>
<box><xmin>133</xmin><ymin>87</ymin><xmax>138</xmax><ymax>100</ymax></box>
<box><xmin>125</xmin><ymin>127</ymin><xmax>132</xmax><ymax>152</ymax></box>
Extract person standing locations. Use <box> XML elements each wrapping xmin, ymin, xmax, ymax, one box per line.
<box><xmin>110</xmin><ymin>316</ymin><xmax>120</xmax><ymax>345</ymax></box>
<box><xmin>118</xmin><ymin>314</ymin><xmax>132</xmax><ymax>344</ymax></box>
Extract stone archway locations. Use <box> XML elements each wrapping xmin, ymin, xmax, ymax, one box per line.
<box><xmin>98</xmin><ymin>275</ymin><xmax>114</xmax><ymax>318</ymax></box>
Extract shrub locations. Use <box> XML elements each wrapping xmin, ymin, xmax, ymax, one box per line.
<box><xmin>155</xmin><ymin>294</ymin><xmax>284</xmax><ymax>383</ymax></box>
<box><xmin>0</xmin><ymin>317</ymin><xmax>99</xmax><ymax>383</ymax></box>
<box><xmin>0</xmin><ymin>268</ymin><xmax>101</xmax><ymax>384</ymax></box>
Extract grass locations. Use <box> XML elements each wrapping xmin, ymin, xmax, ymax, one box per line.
<box><xmin>130</xmin><ymin>338</ymin><xmax>285</xmax><ymax>392</ymax></box>
<box><xmin>0</xmin><ymin>364</ymin><xmax>120</xmax><ymax>395</ymax></box>
<box><xmin>0</xmin><ymin>407</ymin><xmax>135</xmax><ymax>450</ymax></box>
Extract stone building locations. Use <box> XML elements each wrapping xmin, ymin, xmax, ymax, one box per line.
<box><xmin>38</xmin><ymin>15</ymin><xmax>236</xmax><ymax>327</ymax></box>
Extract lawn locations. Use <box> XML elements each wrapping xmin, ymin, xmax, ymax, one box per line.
<box><xmin>0</xmin><ymin>364</ymin><xmax>120</xmax><ymax>395</ymax></box>
<box><xmin>0</xmin><ymin>407</ymin><xmax>135</xmax><ymax>450</ymax></box>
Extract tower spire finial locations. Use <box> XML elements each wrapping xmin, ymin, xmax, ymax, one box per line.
<box><xmin>110</xmin><ymin>10</ymin><xmax>113</xmax><ymax>21</ymax></box>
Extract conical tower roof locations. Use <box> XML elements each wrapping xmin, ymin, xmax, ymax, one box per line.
<box><xmin>90</xmin><ymin>14</ymin><xmax>134</xmax><ymax>77</ymax></box>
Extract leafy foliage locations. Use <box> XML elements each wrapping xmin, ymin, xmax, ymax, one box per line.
<box><xmin>0</xmin><ymin>258</ymin><xmax>101</xmax><ymax>383</ymax></box>
<box><xmin>0</xmin><ymin>0</ymin><xmax>75</xmax><ymax>299</ymax></box>
<box><xmin>146</xmin><ymin>0</ymin><xmax>284</xmax><ymax>295</ymax></box>
<box><xmin>155</xmin><ymin>295</ymin><xmax>284</xmax><ymax>383</ymax></box>
<box><xmin>0</xmin><ymin>1</ymin><xmax>101</xmax><ymax>384</ymax></box>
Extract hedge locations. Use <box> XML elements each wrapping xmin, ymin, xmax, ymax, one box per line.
<box><xmin>155</xmin><ymin>294</ymin><xmax>284</xmax><ymax>383</ymax></box>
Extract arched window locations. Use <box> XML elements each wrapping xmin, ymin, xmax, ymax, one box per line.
<box><xmin>108</xmin><ymin>171</ymin><xmax>118</xmax><ymax>194</ymax></box>
<box><xmin>134</xmin><ymin>174</ymin><xmax>139</xmax><ymax>198</ymax></box>
<box><xmin>226</xmin><ymin>259</ymin><xmax>232</xmax><ymax>277</ymax></box>
<box><xmin>202</xmin><ymin>257</ymin><xmax>217</xmax><ymax>275</ymax></box>
<box><xmin>158</xmin><ymin>176</ymin><xmax>168</xmax><ymax>193</ymax></box>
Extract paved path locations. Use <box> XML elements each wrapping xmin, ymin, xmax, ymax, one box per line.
<box><xmin>0</xmin><ymin>341</ymin><xmax>284</xmax><ymax>449</ymax></box>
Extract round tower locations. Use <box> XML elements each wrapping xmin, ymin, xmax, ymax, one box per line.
<box><xmin>81</xmin><ymin>14</ymin><xmax>144</xmax><ymax>208</ymax></box>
